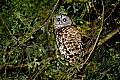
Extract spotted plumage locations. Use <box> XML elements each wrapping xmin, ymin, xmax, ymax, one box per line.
<box><xmin>54</xmin><ymin>14</ymin><xmax>83</xmax><ymax>65</ymax></box>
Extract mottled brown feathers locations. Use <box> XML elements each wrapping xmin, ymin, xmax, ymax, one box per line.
<box><xmin>54</xmin><ymin>14</ymin><xmax>83</xmax><ymax>65</ymax></box>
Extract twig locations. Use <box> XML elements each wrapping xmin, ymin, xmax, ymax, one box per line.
<box><xmin>67</xmin><ymin>69</ymin><xmax>77</xmax><ymax>80</ymax></box>
<box><xmin>0</xmin><ymin>34</ymin><xmax>23</xmax><ymax>36</ymax></box>
<box><xmin>0</xmin><ymin>16</ymin><xmax>20</xmax><ymax>42</ymax></box>
<box><xmin>104</xmin><ymin>2</ymin><xmax>119</xmax><ymax>21</ymax></box>
<box><xmin>0</xmin><ymin>16</ymin><xmax>12</xmax><ymax>35</ymax></box>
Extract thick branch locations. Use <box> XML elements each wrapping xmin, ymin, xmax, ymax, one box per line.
<box><xmin>97</xmin><ymin>28</ymin><xmax>120</xmax><ymax>46</ymax></box>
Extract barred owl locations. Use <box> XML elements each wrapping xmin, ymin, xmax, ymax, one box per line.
<box><xmin>54</xmin><ymin>14</ymin><xmax>83</xmax><ymax>65</ymax></box>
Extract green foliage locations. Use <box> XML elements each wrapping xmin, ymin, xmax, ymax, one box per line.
<box><xmin>0</xmin><ymin>0</ymin><xmax>120</xmax><ymax>79</ymax></box>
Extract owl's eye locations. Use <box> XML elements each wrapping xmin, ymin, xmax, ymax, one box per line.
<box><xmin>57</xmin><ymin>18</ymin><xmax>60</xmax><ymax>21</ymax></box>
<box><xmin>63</xmin><ymin>18</ymin><xmax>66</xmax><ymax>22</ymax></box>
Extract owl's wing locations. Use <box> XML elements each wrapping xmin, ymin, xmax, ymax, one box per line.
<box><xmin>62</xmin><ymin>26</ymin><xmax>83</xmax><ymax>63</ymax></box>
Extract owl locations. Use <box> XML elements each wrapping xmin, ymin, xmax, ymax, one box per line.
<box><xmin>54</xmin><ymin>14</ymin><xmax>83</xmax><ymax>65</ymax></box>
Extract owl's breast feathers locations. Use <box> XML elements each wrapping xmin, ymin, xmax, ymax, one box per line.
<box><xmin>55</xmin><ymin>25</ymin><xmax>83</xmax><ymax>64</ymax></box>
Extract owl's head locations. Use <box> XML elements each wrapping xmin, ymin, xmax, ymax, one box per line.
<box><xmin>54</xmin><ymin>14</ymin><xmax>72</xmax><ymax>29</ymax></box>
